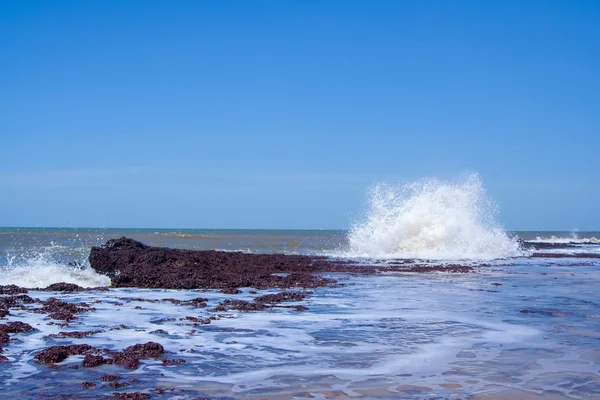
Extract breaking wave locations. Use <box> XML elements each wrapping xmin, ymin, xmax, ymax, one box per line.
<box><xmin>347</xmin><ymin>173</ymin><xmax>522</xmax><ymax>260</ymax></box>
<box><xmin>528</xmin><ymin>235</ymin><xmax>600</xmax><ymax>245</ymax></box>
<box><xmin>0</xmin><ymin>243</ymin><xmax>110</xmax><ymax>288</ymax></box>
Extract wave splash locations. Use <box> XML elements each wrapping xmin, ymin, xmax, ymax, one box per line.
<box><xmin>0</xmin><ymin>243</ymin><xmax>110</xmax><ymax>288</ymax></box>
<box><xmin>347</xmin><ymin>174</ymin><xmax>522</xmax><ymax>260</ymax></box>
<box><xmin>528</xmin><ymin>234</ymin><xmax>600</xmax><ymax>245</ymax></box>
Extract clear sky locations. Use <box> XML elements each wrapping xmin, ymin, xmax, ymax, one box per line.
<box><xmin>1</xmin><ymin>1</ymin><xmax>598</xmax><ymax>230</ymax></box>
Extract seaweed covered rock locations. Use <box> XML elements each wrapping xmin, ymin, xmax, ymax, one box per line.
<box><xmin>113</xmin><ymin>342</ymin><xmax>165</xmax><ymax>370</ymax></box>
<box><xmin>88</xmin><ymin>237</ymin><xmax>475</xmax><ymax>291</ymax></box>
<box><xmin>89</xmin><ymin>237</ymin><xmax>335</xmax><ymax>289</ymax></box>
<box><xmin>254</xmin><ymin>291</ymin><xmax>307</xmax><ymax>304</ymax></box>
<box><xmin>0</xmin><ymin>285</ymin><xmax>28</xmax><ymax>295</ymax></box>
<box><xmin>82</xmin><ymin>353</ymin><xmax>107</xmax><ymax>368</ymax></box>
<box><xmin>0</xmin><ymin>321</ymin><xmax>34</xmax><ymax>334</ymax></box>
<box><xmin>39</xmin><ymin>297</ymin><xmax>95</xmax><ymax>321</ymax></box>
<box><xmin>43</xmin><ymin>283</ymin><xmax>84</xmax><ymax>293</ymax></box>
<box><xmin>212</xmin><ymin>300</ymin><xmax>268</xmax><ymax>312</ymax></box>
<box><xmin>34</xmin><ymin>344</ymin><xmax>93</xmax><ymax>364</ymax></box>
<box><xmin>0</xmin><ymin>321</ymin><xmax>35</xmax><ymax>352</ymax></box>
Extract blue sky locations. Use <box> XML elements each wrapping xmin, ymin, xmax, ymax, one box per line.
<box><xmin>1</xmin><ymin>1</ymin><xmax>598</xmax><ymax>230</ymax></box>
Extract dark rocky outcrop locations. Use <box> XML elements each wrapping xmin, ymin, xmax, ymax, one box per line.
<box><xmin>521</xmin><ymin>241</ymin><xmax>579</xmax><ymax>250</ymax></box>
<box><xmin>254</xmin><ymin>291</ymin><xmax>307</xmax><ymax>304</ymax></box>
<box><xmin>89</xmin><ymin>237</ymin><xmax>336</xmax><ymax>290</ymax></box>
<box><xmin>48</xmin><ymin>330</ymin><xmax>104</xmax><ymax>339</ymax></box>
<box><xmin>0</xmin><ymin>285</ymin><xmax>28</xmax><ymax>295</ymax></box>
<box><xmin>89</xmin><ymin>238</ymin><xmax>475</xmax><ymax>291</ymax></box>
<box><xmin>82</xmin><ymin>353</ymin><xmax>107</xmax><ymax>368</ymax></box>
<box><xmin>531</xmin><ymin>253</ymin><xmax>600</xmax><ymax>258</ymax></box>
<box><xmin>34</xmin><ymin>341</ymin><xmax>165</xmax><ymax>370</ymax></box>
<box><xmin>0</xmin><ymin>321</ymin><xmax>35</xmax><ymax>353</ymax></box>
<box><xmin>43</xmin><ymin>283</ymin><xmax>84</xmax><ymax>293</ymax></box>
<box><xmin>0</xmin><ymin>295</ymin><xmax>36</xmax><ymax>310</ymax></box>
<box><xmin>112</xmin><ymin>393</ymin><xmax>151</xmax><ymax>400</ymax></box>
<box><xmin>161</xmin><ymin>358</ymin><xmax>185</xmax><ymax>366</ymax></box>
<box><xmin>37</xmin><ymin>297</ymin><xmax>95</xmax><ymax>321</ymax></box>
<box><xmin>112</xmin><ymin>342</ymin><xmax>165</xmax><ymax>369</ymax></box>
<box><xmin>0</xmin><ymin>321</ymin><xmax>34</xmax><ymax>334</ymax></box>
<box><xmin>34</xmin><ymin>344</ymin><xmax>93</xmax><ymax>364</ymax></box>
<box><xmin>212</xmin><ymin>300</ymin><xmax>268</xmax><ymax>312</ymax></box>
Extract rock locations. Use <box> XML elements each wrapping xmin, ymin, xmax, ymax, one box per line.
<box><xmin>112</xmin><ymin>393</ymin><xmax>151</xmax><ymax>399</ymax></box>
<box><xmin>402</xmin><ymin>265</ymin><xmax>473</xmax><ymax>273</ymax></box>
<box><xmin>88</xmin><ymin>237</ymin><xmax>478</xmax><ymax>291</ymax></box>
<box><xmin>34</xmin><ymin>344</ymin><xmax>93</xmax><ymax>364</ymax></box>
<box><xmin>0</xmin><ymin>321</ymin><xmax>35</xmax><ymax>352</ymax></box>
<box><xmin>48</xmin><ymin>311</ymin><xmax>77</xmax><ymax>321</ymax></box>
<box><xmin>254</xmin><ymin>291</ymin><xmax>307</xmax><ymax>304</ymax></box>
<box><xmin>0</xmin><ymin>285</ymin><xmax>28</xmax><ymax>295</ymax></box>
<box><xmin>180</xmin><ymin>297</ymin><xmax>208</xmax><ymax>307</ymax></box>
<box><xmin>0</xmin><ymin>295</ymin><xmax>36</xmax><ymax>310</ymax></box>
<box><xmin>101</xmin><ymin>375</ymin><xmax>122</xmax><ymax>382</ymax></box>
<box><xmin>82</xmin><ymin>354</ymin><xmax>106</xmax><ymax>368</ymax></box>
<box><xmin>108</xmin><ymin>381</ymin><xmax>129</xmax><ymax>389</ymax></box>
<box><xmin>122</xmin><ymin>342</ymin><xmax>164</xmax><ymax>358</ymax></box>
<box><xmin>48</xmin><ymin>330</ymin><xmax>103</xmax><ymax>338</ymax></box>
<box><xmin>522</xmin><ymin>241</ymin><xmax>579</xmax><ymax>250</ymax></box>
<box><xmin>213</xmin><ymin>300</ymin><xmax>267</xmax><ymax>312</ymax></box>
<box><xmin>43</xmin><ymin>282</ymin><xmax>84</xmax><ymax>292</ymax></box>
<box><xmin>89</xmin><ymin>237</ymin><xmax>335</xmax><ymax>290</ymax></box>
<box><xmin>112</xmin><ymin>342</ymin><xmax>165</xmax><ymax>370</ymax></box>
<box><xmin>0</xmin><ymin>321</ymin><xmax>34</xmax><ymax>333</ymax></box>
<box><xmin>219</xmin><ymin>288</ymin><xmax>242</xmax><ymax>294</ymax></box>
<box><xmin>37</xmin><ymin>297</ymin><xmax>95</xmax><ymax>321</ymax></box>
<box><xmin>531</xmin><ymin>253</ymin><xmax>600</xmax><ymax>259</ymax></box>
<box><xmin>161</xmin><ymin>358</ymin><xmax>185</xmax><ymax>366</ymax></box>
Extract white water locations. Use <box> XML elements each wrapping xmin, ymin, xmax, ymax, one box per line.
<box><xmin>529</xmin><ymin>234</ymin><xmax>600</xmax><ymax>245</ymax></box>
<box><xmin>0</xmin><ymin>244</ymin><xmax>110</xmax><ymax>288</ymax></box>
<box><xmin>5</xmin><ymin>266</ymin><xmax>599</xmax><ymax>399</ymax></box>
<box><xmin>347</xmin><ymin>174</ymin><xmax>522</xmax><ymax>260</ymax></box>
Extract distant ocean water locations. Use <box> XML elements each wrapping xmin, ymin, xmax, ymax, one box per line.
<box><xmin>1</xmin><ymin>227</ymin><xmax>598</xmax><ymax>288</ymax></box>
<box><xmin>1</xmin><ymin>175</ymin><xmax>599</xmax><ymax>398</ymax></box>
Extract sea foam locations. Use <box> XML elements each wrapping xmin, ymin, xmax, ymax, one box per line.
<box><xmin>0</xmin><ymin>243</ymin><xmax>110</xmax><ymax>287</ymax></box>
<box><xmin>529</xmin><ymin>235</ymin><xmax>600</xmax><ymax>245</ymax></box>
<box><xmin>347</xmin><ymin>173</ymin><xmax>522</xmax><ymax>260</ymax></box>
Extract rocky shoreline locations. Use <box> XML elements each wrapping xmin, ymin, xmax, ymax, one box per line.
<box><xmin>88</xmin><ymin>237</ymin><xmax>475</xmax><ymax>291</ymax></box>
<box><xmin>2</xmin><ymin>238</ymin><xmax>598</xmax><ymax>398</ymax></box>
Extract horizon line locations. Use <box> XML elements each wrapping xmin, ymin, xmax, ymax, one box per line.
<box><xmin>0</xmin><ymin>226</ymin><xmax>597</xmax><ymax>233</ymax></box>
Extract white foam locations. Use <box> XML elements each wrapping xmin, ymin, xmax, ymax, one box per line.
<box><xmin>346</xmin><ymin>173</ymin><xmax>522</xmax><ymax>260</ymax></box>
<box><xmin>1</xmin><ymin>269</ymin><xmax>597</xmax><ymax>398</ymax></box>
<box><xmin>0</xmin><ymin>244</ymin><xmax>110</xmax><ymax>287</ymax></box>
<box><xmin>529</xmin><ymin>235</ymin><xmax>600</xmax><ymax>245</ymax></box>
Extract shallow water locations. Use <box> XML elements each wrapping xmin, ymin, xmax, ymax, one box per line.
<box><xmin>1</xmin><ymin>229</ymin><xmax>600</xmax><ymax>399</ymax></box>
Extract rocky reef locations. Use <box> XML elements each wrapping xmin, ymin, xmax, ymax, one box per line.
<box><xmin>88</xmin><ymin>237</ymin><xmax>474</xmax><ymax>291</ymax></box>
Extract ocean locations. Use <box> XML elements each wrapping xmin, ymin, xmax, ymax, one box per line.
<box><xmin>1</xmin><ymin>176</ymin><xmax>599</xmax><ymax>399</ymax></box>
<box><xmin>1</xmin><ymin>227</ymin><xmax>599</xmax><ymax>399</ymax></box>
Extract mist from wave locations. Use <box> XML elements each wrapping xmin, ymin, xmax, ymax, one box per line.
<box><xmin>345</xmin><ymin>173</ymin><xmax>523</xmax><ymax>260</ymax></box>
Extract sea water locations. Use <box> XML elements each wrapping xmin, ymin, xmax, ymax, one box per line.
<box><xmin>1</xmin><ymin>176</ymin><xmax>599</xmax><ymax>399</ymax></box>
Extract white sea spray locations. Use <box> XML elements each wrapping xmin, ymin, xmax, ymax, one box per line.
<box><xmin>0</xmin><ymin>243</ymin><xmax>110</xmax><ymax>287</ymax></box>
<box><xmin>347</xmin><ymin>173</ymin><xmax>522</xmax><ymax>260</ymax></box>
